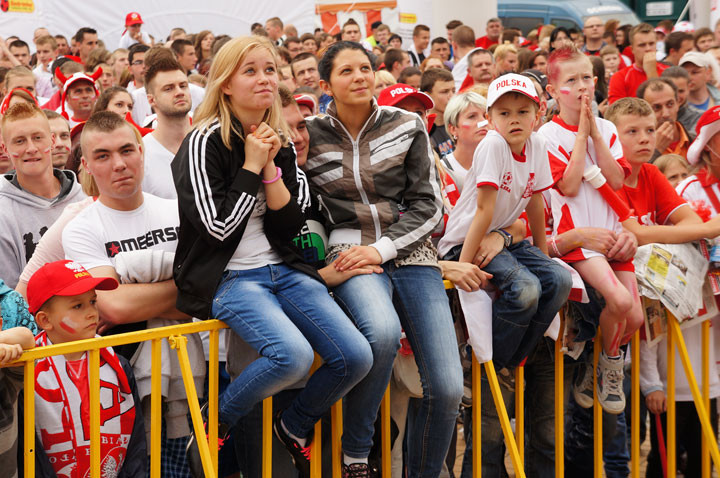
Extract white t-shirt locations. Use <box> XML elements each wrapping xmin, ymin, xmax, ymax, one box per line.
<box><xmin>537</xmin><ymin>116</ymin><xmax>628</xmax><ymax>261</ymax></box>
<box><xmin>119</xmin><ymin>30</ymin><xmax>152</xmax><ymax>50</ymax></box>
<box><xmin>443</xmin><ymin>151</ymin><xmax>470</xmax><ymax>193</ymax></box>
<box><xmin>142</xmin><ymin>134</ymin><xmax>177</xmax><ymax>200</ymax></box>
<box><xmin>226</xmin><ymin>190</ymin><xmax>282</xmax><ymax>271</ymax></box>
<box><xmin>62</xmin><ymin>193</ymin><xmax>179</xmax><ymax>270</ymax></box>
<box><xmin>131</xmin><ymin>84</ymin><xmax>205</xmax><ymax>126</ymax></box>
<box><xmin>438</xmin><ymin>130</ymin><xmax>553</xmax><ymax>258</ymax></box>
<box><xmin>451</xmin><ymin>48</ymin><xmax>480</xmax><ymax>90</ymax></box>
<box><xmin>676</xmin><ymin>171</ymin><xmax>720</xmax><ymax>217</ymax></box>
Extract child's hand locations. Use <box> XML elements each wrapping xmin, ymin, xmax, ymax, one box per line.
<box><xmin>645</xmin><ymin>390</ymin><xmax>666</xmax><ymax>414</ymax></box>
<box><xmin>578</xmin><ymin>95</ymin><xmax>592</xmax><ymax>139</ymax></box>
<box><xmin>0</xmin><ymin>343</ymin><xmax>24</xmax><ymax>365</ymax></box>
<box><xmin>474</xmin><ymin>231</ymin><xmax>505</xmax><ymax>268</ymax></box>
<box><xmin>585</xmin><ymin>95</ymin><xmax>601</xmax><ymax>140</ymax></box>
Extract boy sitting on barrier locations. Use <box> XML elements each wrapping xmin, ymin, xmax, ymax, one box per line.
<box><xmin>0</xmin><ymin>316</ymin><xmax>34</xmax><ymax>478</ymax></box>
<box><xmin>538</xmin><ymin>46</ymin><xmax>645</xmax><ymax>414</ymax></box>
<box><xmin>27</xmin><ymin>260</ymin><xmax>146</xmax><ymax>477</ymax></box>
<box><xmin>438</xmin><ymin>73</ymin><xmax>572</xmax><ymax>380</ymax></box>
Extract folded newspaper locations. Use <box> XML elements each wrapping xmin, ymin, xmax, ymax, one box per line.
<box><xmin>633</xmin><ymin>243</ymin><xmax>708</xmax><ymax>322</ymax></box>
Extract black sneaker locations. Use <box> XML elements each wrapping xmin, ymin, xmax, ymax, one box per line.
<box><xmin>496</xmin><ymin>366</ymin><xmax>516</xmax><ymax>393</ymax></box>
<box><xmin>273</xmin><ymin>410</ymin><xmax>312</xmax><ymax>478</ymax></box>
<box><xmin>186</xmin><ymin>403</ymin><xmax>231</xmax><ymax>478</ymax></box>
<box><xmin>573</xmin><ymin>362</ymin><xmax>595</xmax><ymax>409</ymax></box>
<box><xmin>343</xmin><ymin>462</ymin><xmax>371</xmax><ymax>477</ymax></box>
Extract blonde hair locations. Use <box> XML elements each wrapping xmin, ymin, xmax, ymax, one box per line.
<box><xmin>193</xmin><ymin>36</ymin><xmax>289</xmax><ymax>150</ymax></box>
<box><xmin>374</xmin><ymin>70</ymin><xmax>396</xmax><ymax>88</ymax></box>
<box><xmin>604</xmin><ymin>97</ymin><xmax>654</xmax><ymax>125</ymax></box>
<box><xmin>494</xmin><ymin>44</ymin><xmax>518</xmax><ymax>62</ymax></box>
<box><xmin>655</xmin><ymin>153</ymin><xmax>689</xmax><ymax>174</ymax></box>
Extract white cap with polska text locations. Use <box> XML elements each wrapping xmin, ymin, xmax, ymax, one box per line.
<box><xmin>487</xmin><ymin>73</ymin><xmax>540</xmax><ymax>109</ymax></box>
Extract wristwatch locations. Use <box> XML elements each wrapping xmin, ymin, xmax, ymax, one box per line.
<box><xmin>491</xmin><ymin>228</ymin><xmax>513</xmax><ymax>248</ymax></box>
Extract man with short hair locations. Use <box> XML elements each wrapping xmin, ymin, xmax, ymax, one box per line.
<box><xmin>32</xmin><ymin>27</ymin><xmax>50</xmax><ymax>46</ymax></box>
<box><xmin>126</xmin><ymin>43</ymin><xmax>150</xmax><ymax>93</ymax></box>
<box><xmin>169</xmin><ymin>28</ymin><xmax>186</xmax><ymax>41</ymax></box>
<box><xmin>609</xmin><ymin>23</ymin><xmax>669</xmax><ymax>103</ymax></box>
<box><xmin>663</xmin><ymin>32</ymin><xmax>693</xmax><ymax>66</ymax></box>
<box><xmin>363</xmin><ymin>21</ymin><xmax>383</xmax><ymax>48</ymax></box>
<box><xmin>451</xmin><ymin>25</ymin><xmax>477</xmax><ymax>89</ymax></box>
<box><xmin>59</xmin><ymin>71</ymin><xmax>99</xmax><ymax>127</ymax></box>
<box><xmin>54</xmin><ymin>35</ymin><xmax>70</xmax><ymax>56</ymax></box>
<box><xmin>0</xmin><ymin>102</ymin><xmax>84</xmax><ymax>288</ymax></box>
<box><xmin>33</xmin><ymin>36</ymin><xmax>58</xmax><ymax>96</ymax></box>
<box><xmin>141</xmin><ymin>57</ymin><xmax>192</xmax><ymax>199</ymax></box>
<box><xmin>3</xmin><ymin>66</ymin><xmax>37</xmax><ymax>98</ymax></box>
<box><xmin>431</xmin><ymin>37</ymin><xmax>452</xmax><ymax>64</ymax></box>
<box><xmin>680</xmin><ymin>51</ymin><xmax>720</xmax><ymax>112</ymax></box>
<box><xmin>290</xmin><ymin>52</ymin><xmax>332</xmax><ymax>113</ymax></box>
<box><xmin>284</xmin><ymin>37</ymin><xmax>302</xmax><ymax>59</ymax></box>
<box><xmin>265</xmin><ymin>17</ymin><xmax>284</xmax><ymax>46</ymax></box>
<box><xmin>637</xmin><ymin>78</ymin><xmax>690</xmax><ymax>158</ymax></box>
<box><xmin>467</xmin><ymin>48</ymin><xmax>495</xmax><ymax>86</ymax></box>
<box><xmin>8</xmin><ymin>40</ymin><xmax>30</xmax><ymax>67</ymax></box>
<box><xmin>420</xmin><ymin>68</ymin><xmax>456</xmax><ymax>157</ymax></box>
<box><xmin>170</xmin><ymin>39</ymin><xmax>197</xmax><ymax>75</ymax></box>
<box><xmin>73</xmin><ymin>27</ymin><xmax>98</xmax><ymax>65</ymax></box>
<box><xmin>374</xmin><ymin>24</ymin><xmax>391</xmax><ymax>47</ymax></box>
<box><xmin>341</xmin><ymin>19</ymin><xmax>362</xmax><ymax>43</ymax></box>
<box><xmin>408</xmin><ymin>25</ymin><xmax>430</xmax><ymax>67</ymax></box>
<box><xmin>662</xmin><ymin>66</ymin><xmax>702</xmax><ymax>137</ymax></box>
<box><xmin>43</xmin><ymin>110</ymin><xmax>72</xmax><ymax>168</ymax></box>
<box><xmin>385</xmin><ymin>48</ymin><xmax>411</xmax><ymax>80</ymax></box>
<box><xmin>475</xmin><ymin>18</ymin><xmax>502</xmax><ymax>49</ymax></box>
<box><xmin>119</xmin><ymin>12</ymin><xmax>152</xmax><ymax>49</ymax></box>
<box><xmin>581</xmin><ymin>16</ymin><xmax>606</xmax><ymax>55</ymax></box>
<box><xmin>446</xmin><ymin>19</ymin><xmax>462</xmax><ymax>58</ymax></box>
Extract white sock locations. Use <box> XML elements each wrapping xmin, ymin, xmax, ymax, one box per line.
<box><xmin>343</xmin><ymin>454</ymin><xmax>368</xmax><ymax>465</ymax></box>
<box><xmin>281</xmin><ymin>418</ymin><xmax>307</xmax><ymax>447</ymax></box>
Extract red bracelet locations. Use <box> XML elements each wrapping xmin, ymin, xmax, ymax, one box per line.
<box><xmin>262</xmin><ymin>166</ymin><xmax>282</xmax><ymax>184</ymax></box>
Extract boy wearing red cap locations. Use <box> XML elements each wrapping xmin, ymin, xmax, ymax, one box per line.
<box><xmin>27</xmin><ymin>259</ymin><xmax>146</xmax><ymax>477</ymax></box>
<box><xmin>438</xmin><ymin>73</ymin><xmax>571</xmax><ymax>379</ymax></box>
<box><xmin>119</xmin><ymin>12</ymin><xmax>152</xmax><ymax>50</ymax></box>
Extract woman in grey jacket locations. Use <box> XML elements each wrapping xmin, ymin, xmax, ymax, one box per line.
<box><xmin>303</xmin><ymin>41</ymin><xmax>463</xmax><ymax>478</ymax></box>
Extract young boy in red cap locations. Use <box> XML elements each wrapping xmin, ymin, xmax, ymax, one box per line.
<box><xmin>119</xmin><ymin>12</ymin><xmax>152</xmax><ymax>49</ymax></box>
<box><xmin>27</xmin><ymin>259</ymin><xmax>146</xmax><ymax>478</ymax></box>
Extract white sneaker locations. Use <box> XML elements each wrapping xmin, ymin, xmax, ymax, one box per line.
<box><xmin>573</xmin><ymin>362</ymin><xmax>594</xmax><ymax>409</ymax></box>
<box><xmin>597</xmin><ymin>351</ymin><xmax>626</xmax><ymax>414</ymax></box>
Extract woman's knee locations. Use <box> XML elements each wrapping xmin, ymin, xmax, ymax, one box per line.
<box><xmin>270</xmin><ymin>339</ymin><xmax>314</xmax><ymax>381</ymax></box>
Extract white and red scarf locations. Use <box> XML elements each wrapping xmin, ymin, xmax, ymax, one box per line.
<box><xmin>34</xmin><ymin>332</ymin><xmax>136</xmax><ymax>478</ymax></box>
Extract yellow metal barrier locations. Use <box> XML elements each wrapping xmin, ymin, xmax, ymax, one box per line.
<box><xmin>593</xmin><ymin>330</ymin><xmax>603</xmax><ymax>478</ymax></box>
<box><xmin>631</xmin><ymin>331</ymin><xmax>640</xmax><ymax>478</ymax></box>
<box><xmin>554</xmin><ymin>311</ymin><xmax>565</xmax><ymax>478</ymax></box>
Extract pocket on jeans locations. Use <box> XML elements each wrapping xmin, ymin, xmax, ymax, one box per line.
<box><xmin>214</xmin><ymin>271</ymin><xmax>237</xmax><ymax>303</ymax></box>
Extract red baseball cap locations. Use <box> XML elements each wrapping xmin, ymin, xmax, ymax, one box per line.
<box><xmin>27</xmin><ymin>260</ymin><xmax>118</xmax><ymax>314</ymax></box>
<box><xmin>126</xmin><ymin>12</ymin><xmax>144</xmax><ymax>27</ymax></box>
<box><xmin>687</xmin><ymin>105</ymin><xmax>720</xmax><ymax>165</ymax></box>
<box><xmin>377</xmin><ymin>83</ymin><xmax>434</xmax><ymax>110</ymax></box>
<box><xmin>293</xmin><ymin>94</ymin><xmax>317</xmax><ymax>115</ymax></box>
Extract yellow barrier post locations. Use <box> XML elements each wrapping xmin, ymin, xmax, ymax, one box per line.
<box><xmin>170</xmin><ymin>334</ymin><xmax>217</xmax><ymax>478</ymax></box>
<box><xmin>23</xmin><ymin>359</ymin><xmax>35</xmax><ymax>478</ymax></box>
<box><xmin>331</xmin><ymin>400</ymin><xmax>343</xmax><ymax>478</ymax></box>
<box><xmin>472</xmin><ymin>354</ymin><xmax>481</xmax><ymax>478</ymax></box>
<box><xmin>667</xmin><ymin>318</ymin><xmax>676</xmax><ymax>478</ymax></box>
<box><xmin>631</xmin><ymin>331</ymin><xmax>640</xmax><ymax>478</ymax></box>
<box><xmin>668</xmin><ymin>316</ymin><xmax>720</xmax><ymax>469</ymax></box>
<box><xmin>702</xmin><ymin>320</ymin><xmax>710</xmax><ymax>478</ymax></box>
<box><xmin>209</xmin><ymin>329</ymin><xmax>219</xmax><ymax>472</ymax></box>
<box><xmin>484</xmin><ymin>361</ymin><xmax>526</xmax><ymax>478</ymax></box>
<box><xmin>89</xmin><ymin>348</ymin><xmax>101</xmax><ymax>478</ymax></box>
<box><xmin>151</xmin><ymin>338</ymin><xmax>162</xmax><ymax>478</ymax></box>
<box><xmin>310</xmin><ymin>355</ymin><xmax>322</xmax><ymax>478</ymax></box>
<box><xmin>593</xmin><ymin>331</ymin><xmax>603</xmax><ymax>478</ymax></box>
<box><xmin>554</xmin><ymin>312</ymin><xmax>564</xmax><ymax>478</ymax></box>
<box><xmin>381</xmin><ymin>385</ymin><xmax>391</xmax><ymax>477</ymax></box>
<box><xmin>515</xmin><ymin>365</ymin><xmax>524</xmax><ymax>467</ymax></box>
<box><xmin>262</xmin><ymin>397</ymin><xmax>273</xmax><ymax>478</ymax></box>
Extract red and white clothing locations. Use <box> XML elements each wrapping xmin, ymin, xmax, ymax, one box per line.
<box><xmin>537</xmin><ymin>116</ymin><xmax>631</xmax><ymax>264</ymax></box>
<box><xmin>677</xmin><ymin>168</ymin><xmax>720</xmax><ymax>217</ymax></box>
<box><xmin>35</xmin><ymin>332</ymin><xmax>136</xmax><ymax>478</ymax></box>
<box><xmin>620</xmin><ymin>163</ymin><xmax>687</xmax><ymax>225</ymax></box>
<box><xmin>608</xmin><ymin>63</ymin><xmax>669</xmax><ymax>104</ymax></box>
<box><xmin>438</xmin><ymin>130</ymin><xmax>553</xmax><ymax>258</ymax></box>
<box><xmin>475</xmin><ymin>36</ymin><xmax>498</xmax><ymax>49</ymax></box>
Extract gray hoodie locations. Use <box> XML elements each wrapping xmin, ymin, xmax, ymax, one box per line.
<box><xmin>0</xmin><ymin>169</ymin><xmax>85</xmax><ymax>288</ymax></box>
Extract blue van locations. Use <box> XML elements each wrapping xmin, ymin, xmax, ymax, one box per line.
<box><xmin>498</xmin><ymin>0</ymin><xmax>641</xmax><ymax>35</ymax></box>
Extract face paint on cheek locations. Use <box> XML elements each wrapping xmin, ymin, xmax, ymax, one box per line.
<box><xmin>559</xmin><ymin>87</ymin><xmax>572</xmax><ymax>95</ymax></box>
<box><xmin>477</xmin><ymin>120</ymin><xmax>488</xmax><ymax>128</ymax></box>
<box><xmin>9</xmin><ymin>152</ymin><xmax>21</xmax><ymax>158</ymax></box>
<box><xmin>59</xmin><ymin>316</ymin><xmax>81</xmax><ymax>334</ymax></box>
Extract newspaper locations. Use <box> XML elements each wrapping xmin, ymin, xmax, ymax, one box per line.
<box><xmin>634</xmin><ymin>242</ymin><xmax>709</xmax><ymax>324</ymax></box>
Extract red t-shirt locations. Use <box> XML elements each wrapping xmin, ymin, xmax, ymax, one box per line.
<box><xmin>608</xmin><ymin>63</ymin><xmax>668</xmax><ymax>104</ymax></box>
<box><xmin>619</xmin><ymin>163</ymin><xmax>687</xmax><ymax>225</ymax></box>
<box><xmin>475</xmin><ymin>36</ymin><xmax>498</xmax><ymax>49</ymax></box>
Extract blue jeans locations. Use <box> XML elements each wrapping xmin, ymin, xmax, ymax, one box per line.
<box><xmin>332</xmin><ymin>263</ymin><xmax>463</xmax><ymax>476</ymax></box>
<box><xmin>445</xmin><ymin>240</ymin><xmax>572</xmax><ymax>369</ymax></box>
<box><xmin>211</xmin><ymin>264</ymin><xmax>373</xmax><ymax>439</ymax></box>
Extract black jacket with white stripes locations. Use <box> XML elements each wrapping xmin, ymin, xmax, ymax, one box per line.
<box><xmin>171</xmin><ymin>119</ymin><xmax>321</xmax><ymax>319</ymax></box>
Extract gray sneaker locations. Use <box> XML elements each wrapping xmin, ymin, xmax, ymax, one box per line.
<box><xmin>497</xmin><ymin>367</ymin><xmax>516</xmax><ymax>393</ymax></box>
<box><xmin>597</xmin><ymin>351</ymin><xmax>626</xmax><ymax>414</ymax></box>
<box><xmin>573</xmin><ymin>362</ymin><xmax>595</xmax><ymax>409</ymax></box>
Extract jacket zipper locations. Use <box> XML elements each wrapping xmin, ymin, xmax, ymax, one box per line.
<box><xmin>331</xmin><ymin>113</ymin><xmax>383</xmax><ymax>241</ymax></box>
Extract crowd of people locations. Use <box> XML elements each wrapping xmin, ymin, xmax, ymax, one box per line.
<box><xmin>2</xmin><ymin>9</ymin><xmax>720</xmax><ymax>478</ymax></box>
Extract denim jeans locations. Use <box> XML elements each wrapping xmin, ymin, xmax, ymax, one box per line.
<box><xmin>460</xmin><ymin>338</ymin><xmax>575</xmax><ymax>478</ymax></box>
<box><xmin>445</xmin><ymin>240</ymin><xmax>572</xmax><ymax>369</ymax></box>
<box><xmin>332</xmin><ymin>263</ymin><xmax>463</xmax><ymax>476</ymax></box>
<box><xmin>211</xmin><ymin>264</ymin><xmax>373</xmax><ymax>438</ymax></box>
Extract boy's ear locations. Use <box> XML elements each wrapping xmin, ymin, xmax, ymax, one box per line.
<box><xmin>545</xmin><ymin>83</ymin><xmax>556</xmax><ymax>100</ymax></box>
<box><xmin>34</xmin><ymin>310</ymin><xmax>52</xmax><ymax>331</ymax></box>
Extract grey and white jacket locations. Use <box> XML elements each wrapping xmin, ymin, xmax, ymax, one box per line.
<box><xmin>303</xmin><ymin>100</ymin><xmax>443</xmax><ymax>263</ymax></box>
